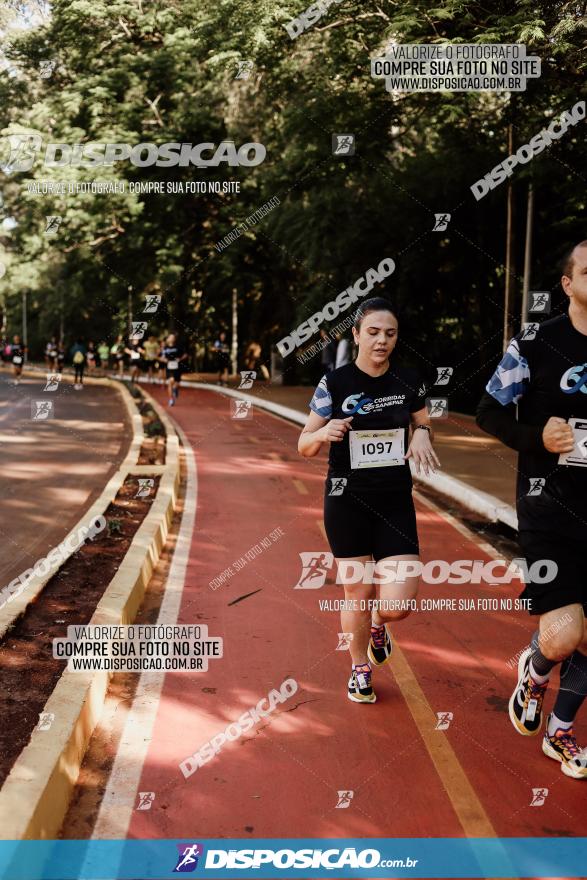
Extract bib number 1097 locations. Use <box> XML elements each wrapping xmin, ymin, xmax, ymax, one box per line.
<box><xmin>361</xmin><ymin>440</ymin><xmax>393</xmax><ymax>455</ymax></box>
<box><xmin>349</xmin><ymin>429</ymin><xmax>404</xmax><ymax>469</ymax></box>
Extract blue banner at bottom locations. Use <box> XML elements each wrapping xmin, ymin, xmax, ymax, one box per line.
<box><xmin>0</xmin><ymin>838</ymin><xmax>585</xmax><ymax>879</ymax></box>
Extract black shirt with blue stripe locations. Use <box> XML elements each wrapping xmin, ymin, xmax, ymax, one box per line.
<box><xmin>477</xmin><ymin>314</ymin><xmax>587</xmax><ymax>533</ymax></box>
<box><xmin>309</xmin><ymin>361</ymin><xmax>427</xmax><ymax>493</ymax></box>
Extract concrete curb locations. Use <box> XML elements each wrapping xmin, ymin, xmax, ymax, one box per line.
<box><xmin>183</xmin><ymin>381</ymin><xmax>519</xmax><ymax>530</ymax></box>
<box><xmin>0</xmin><ymin>385</ymin><xmax>180</xmax><ymax>840</ymax></box>
<box><xmin>413</xmin><ymin>469</ymin><xmax>518</xmax><ymax>530</ymax></box>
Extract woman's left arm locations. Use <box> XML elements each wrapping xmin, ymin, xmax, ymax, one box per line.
<box><xmin>405</xmin><ymin>407</ymin><xmax>441</xmax><ymax>476</ymax></box>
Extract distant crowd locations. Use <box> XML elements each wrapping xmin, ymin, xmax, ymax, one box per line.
<box><xmin>0</xmin><ymin>330</ymin><xmax>274</xmax><ymax>391</ymax></box>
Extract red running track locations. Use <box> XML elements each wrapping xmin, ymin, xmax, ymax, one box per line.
<box><xmin>112</xmin><ymin>385</ymin><xmax>586</xmax><ymax>841</ymax></box>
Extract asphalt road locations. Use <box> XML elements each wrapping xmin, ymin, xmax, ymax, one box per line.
<box><xmin>0</xmin><ymin>366</ymin><xmax>131</xmax><ymax>592</ymax></box>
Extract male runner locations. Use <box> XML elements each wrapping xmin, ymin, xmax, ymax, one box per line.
<box><xmin>143</xmin><ymin>335</ymin><xmax>161</xmax><ymax>383</ymax></box>
<box><xmin>160</xmin><ymin>333</ymin><xmax>187</xmax><ymax>406</ymax></box>
<box><xmin>477</xmin><ymin>240</ymin><xmax>587</xmax><ymax>779</ymax></box>
<box><xmin>212</xmin><ymin>331</ymin><xmax>230</xmax><ymax>386</ymax></box>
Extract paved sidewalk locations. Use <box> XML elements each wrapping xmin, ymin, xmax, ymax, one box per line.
<box><xmin>66</xmin><ymin>383</ymin><xmax>584</xmax><ymax>842</ymax></box>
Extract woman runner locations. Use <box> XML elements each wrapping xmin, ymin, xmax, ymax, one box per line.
<box><xmin>56</xmin><ymin>339</ymin><xmax>65</xmax><ymax>373</ymax></box>
<box><xmin>10</xmin><ymin>334</ymin><xmax>26</xmax><ymax>384</ymax></box>
<box><xmin>125</xmin><ymin>336</ymin><xmax>145</xmax><ymax>384</ymax></box>
<box><xmin>86</xmin><ymin>340</ymin><xmax>97</xmax><ymax>373</ymax></box>
<box><xmin>97</xmin><ymin>340</ymin><xmax>110</xmax><ymax>372</ymax></box>
<box><xmin>298</xmin><ymin>298</ymin><xmax>440</xmax><ymax>703</ymax></box>
<box><xmin>111</xmin><ymin>335</ymin><xmax>125</xmax><ymax>377</ymax></box>
<box><xmin>45</xmin><ymin>336</ymin><xmax>59</xmax><ymax>370</ymax></box>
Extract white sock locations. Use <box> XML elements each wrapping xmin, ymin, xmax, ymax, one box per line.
<box><xmin>547</xmin><ymin>712</ymin><xmax>573</xmax><ymax>737</ymax></box>
<box><xmin>529</xmin><ymin>660</ymin><xmax>551</xmax><ymax>685</ymax></box>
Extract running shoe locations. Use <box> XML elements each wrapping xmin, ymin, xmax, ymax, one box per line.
<box><xmin>348</xmin><ymin>664</ymin><xmax>376</xmax><ymax>704</ymax></box>
<box><xmin>543</xmin><ymin>716</ymin><xmax>587</xmax><ymax>779</ymax></box>
<box><xmin>367</xmin><ymin>623</ymin><xmax>393</xmax><ymax>666</ymax></box>
<box><xmin>508</xmin><ymin>647</ymin><xmax>548</xmax><ymax>736</ymax></box>
<box><xmin>168</xmin><ymin>397</ymin><xmax>175</xmax><ymax>406</ymax></box>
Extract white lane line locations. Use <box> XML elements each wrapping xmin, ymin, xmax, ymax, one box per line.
<box><xmin>91</xmin><ymin>421</ymin><xmax>197</xmax><ymax>839</ymax></box>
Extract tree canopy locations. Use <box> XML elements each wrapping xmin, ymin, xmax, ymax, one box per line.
<box><xmin>0</xmin><ymin>0</ymin><xmax>585</xmax><ymax>406</ymax></box>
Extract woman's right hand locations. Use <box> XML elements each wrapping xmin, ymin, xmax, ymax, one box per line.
<box><xmin>320</xmin><ymin>417</ymin><xmax>353</xmax><ymax>442</ymax></box>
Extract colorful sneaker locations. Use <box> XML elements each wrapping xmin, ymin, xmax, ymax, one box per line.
<box><xmin>508</xmin><ymin>647</ymin><xmax>548</xmax><ymax>736</ymax></box>
<box><xmin>543</xmin><ymin>717</ymin><xmax>587</xmax><ymax>779</ymax></box>
<box><xmin>348</xmin><ymin>664</ymin><xmax>376</xmax><ymax>704</ymax></box>
<box><xmin>367</xmin><ymin>624</ymin><xmax>393</xmax><ymax>666</ymax></box>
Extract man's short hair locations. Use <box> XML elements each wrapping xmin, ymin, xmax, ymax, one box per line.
<box><xmin>561</xmin><ymin>240</ymin><xmax>587</xmax><ymax>277</ymax></box>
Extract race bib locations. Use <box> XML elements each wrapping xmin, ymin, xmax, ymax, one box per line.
<box><xmin>12</xmin><ymin>356</ymin><xmax>22</xmax><ymax>364</ymax></box>
<box><xmin>130</xmin><ymin>351</ymin><xmax>140</xmax><ymax>360</ymax></box>
<box><xmin>349</xmin><ymin>428</ymin><xmax>405</xmax><ymax>469</ymax></box>
<box><xmin>167</xmin><ymin>360</ymin><xmax>179</xmax><ymax>370</ymax></box>
<box><xmin>558</xmin><ymin>418</ymin><xmax>587</xmax><ymax>468</ymax></box>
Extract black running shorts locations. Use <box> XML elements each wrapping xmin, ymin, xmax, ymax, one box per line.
<box><xmin>324</xmin><ymin>484</ymin><xmax>419</xmax><ymax>560</ymax></box>
<box><xmin>518</xmin><ymin>528</ymin><xmax>586</xmax><ymax>615</ymax></box>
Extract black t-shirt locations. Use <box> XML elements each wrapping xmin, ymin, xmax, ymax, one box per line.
<box><xmin>11</xmin><ymin>344</ymin><xmax>24</xmax><ymax>363</ymax></box>
<box><xmin>128</xmin><ymin>342</ymin><xmax>143</xmax><ymax>361</ymax></box>
<box><xmin>481</xmin><ymin>314</ymin><xmax>587</xmax><ymax>534</ymax></box>
<box><xmin>162</xmin><ymin>344</ymin><xmax>183</xmax><ymax>369</ymax></box>
<box><xmin>309</xmin><ymin>361</ymin><xmax>428</xmax><ymax>492</ymax></box>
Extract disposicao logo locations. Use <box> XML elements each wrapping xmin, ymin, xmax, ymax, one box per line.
<box><xmin>174</xmin><ymin>843</ymin><xmax>204</xmax><ymax>872</ymax></box>
<box><xmin>0</xmin><ymin>134</ymin><xmax>266</xmax><ymax>172</ymax></box>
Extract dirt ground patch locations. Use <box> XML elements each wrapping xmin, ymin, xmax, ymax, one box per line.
<box><xmin>0</xmin><ymin>475</ymin><xmax>160</xmax><ymax>788</ymax></box>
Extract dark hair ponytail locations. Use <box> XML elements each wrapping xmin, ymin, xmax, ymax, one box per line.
<box><xmin>353</xmin><ymin>297</ymin><xmax>398</xmax><ymax>332</ymax></box>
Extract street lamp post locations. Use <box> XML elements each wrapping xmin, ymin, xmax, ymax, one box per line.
<box><xmin>128</xmin><ymin>285</ymin><xmax>133</xmax><ymax>337</ymax></box>
<box><xmin>22</xmin><ymin>290</ymin><xmax>27</xmax><ymax>361</ymax></box>
<box><xmin>231</xmin><ymin>288</ymin><xmax>238</xmax><ymax>376</ymax></box>
<box><xmin>520</xmin><ymin>183</ymin><xmax>534</xmax><ymax>327</ymax></box>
